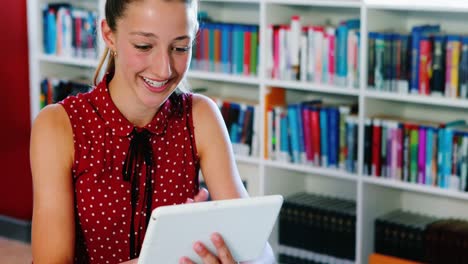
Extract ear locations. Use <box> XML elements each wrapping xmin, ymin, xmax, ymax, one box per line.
<box><xmin>101</xmin><ymin>19</ymin><xmax>116</xmax><ymax>51</ymax></box>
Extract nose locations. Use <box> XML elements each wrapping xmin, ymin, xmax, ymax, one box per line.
<box><xmin>151</xmin><ymin>47</ymin><xmax>172</xmax><ymax>80</ymax></box>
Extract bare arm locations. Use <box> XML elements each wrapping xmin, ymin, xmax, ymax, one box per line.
<box><xmin>30</xmin><ymin>104</ymin><xmax>75</xmax><ymax>263</ymax></box>
<box><xmin>192</xmin><ymin>94</ymin><xmax>248</xmax><ymax>200</ymax></box>
<box><xmin>192</xmin><ymin>94</ymin><xmax>275</xmax><ymax>264</ymax></box>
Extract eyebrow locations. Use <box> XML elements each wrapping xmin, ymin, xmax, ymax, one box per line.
<box><xmin>130</xmin><ymin>31</ymin><xmax>192</xmax><ymax>41</ymax></box>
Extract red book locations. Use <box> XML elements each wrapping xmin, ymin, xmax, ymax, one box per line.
<box><xmin>214</xmin><ymin>26</ymin><xmax>221</xmax><ymax>72</ymax></box>
<box><xmin>302</xmin><ymin>107</ymin><xmax>313</xmax><ymax>162</ymax></box>
<box><xmin>203</xmin><ymin>28</ymin><xmax>210</xmax><ymax>71</ymax></box>
<box><xmin>372</xmin><ymin>119</ymin><xmax>382</xmax><ymax>176</ymax></box>
<box><xmin>244</xmin><ymin>30</ymin><xmax>251</xmax><ymax>75</ymax></box>
<box><xmin>309</xmin><ymin>107</ymin><xmax>321</xmax><ymax>166</ymax></box>
<box><xmin>419</xmin><ymin>37</ymin><xmax>432</xmax><ymax>95</ymax></box>
<box><xmin>196</xmin><ymin>28</ymin><xmax>203</xmax><ymax>67</ymax></box>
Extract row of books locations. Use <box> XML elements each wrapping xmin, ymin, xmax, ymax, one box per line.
<box><xmin>375</xmin><ymin>209</ymin><xmax>468</xmax><ymax>263</ymax></box>
<box><xmin>266</xmin><ymin>16</ymin><xmax>360</xmax><ymax>88</ymax></box>
<box><xmin>208</xmin><ymin>96</ymin><xmax>260</xmax><ymax>157</ymax></box>
<box><xmin>42</xmin><ymin>3</ymin><xmax>98</xmax><ymax>59</ymax></box>
<box><xmin>191</xmin><ymin>21</ymin><xmax>259</xmax><ymax>76</ymax></box>
<box><xmin>368</xmin><ymin>25</ymin><xmax>468</xmax><ymax>99</ymax></box>
<box><xmin>264</xmin><ymin>87</ymin><xmax>359</xmax><ymax>172</ymax></box>
<box><xmin>266</xmin><ymin>102</ymin><xmax>359</xmax><ymax>173</ymax></box>
<box><xmin>279</xmin><ymin>192</ymin><xmax>356</xmax><ymax>263</ymax></box>
<box><xmin>363</xmin><ymin>117</ymin><xmax>468</xmax><ymax>191</ymax></box>
<box><xmin>40</xmin><ymin>77</ymin><xmax>91</xmax><ymax>108</ymax></box>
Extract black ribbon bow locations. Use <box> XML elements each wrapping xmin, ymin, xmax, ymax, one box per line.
<box><xmin>122</xmin><ymin>128</ymin><xmax>154</xmax><ymax>258</ymax></box>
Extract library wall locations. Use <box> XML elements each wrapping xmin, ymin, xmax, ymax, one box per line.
<box><xmin>0</xmin><ymin>0</ymin><xmax>33</xmax><ymax>220</ymax></box>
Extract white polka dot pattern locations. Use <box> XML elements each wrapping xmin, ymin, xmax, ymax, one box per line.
<box><xmin>59</xmin><ymin>77</ymin><xmax>200</xmax><ymax>263</ymax></box>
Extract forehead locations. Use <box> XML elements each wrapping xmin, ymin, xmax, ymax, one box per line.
<box><xmin>118</xmin><ymin>0</ymin><xmax>197</xmax><ymax>38</ymax></box>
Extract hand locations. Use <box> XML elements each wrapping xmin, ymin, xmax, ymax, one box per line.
<box><xmin>179</xmin><ymin>233</ymin><xmax>236</xmax><ymax>264</ymax></box>
<box><xmin>186</xmin><ymin>187</ymin><xmax>209</xmax><ymax>203</ymax></box>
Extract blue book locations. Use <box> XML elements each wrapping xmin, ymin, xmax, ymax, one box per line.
<box><xmin>320</xmin><ymin>108</ymin><xmax>329</xmax><ymax>167</ymax></box>
<box><xmin>443</xmin><ymin>129</ymin><xmax>454</xmax><ymax>189</ymax></box>
<box><xmin>221</xmin><ymin>24</ymin><xmax>233</xmax><ymax>74</ymax></box>
<box><xmin>208</xmin><ymin>23</ymin><xmax>215</xmax><ymax>71</ymax></box>
<box><xmin>228</xmin><ymin>103</ymin><xmax>241</xmax><ymax>144</ymax></box>
<box><xmin>336</xmin><ymin>23</ymin><xmax>348</xmax><ymax>86</ymax></box>
<box><xmin>287</xmin><ymin>104</ymin><xmax>300</xmax><ymax>163</ymax></box>
<box><xmin>327</xmin><ymin>106</ymin><xmax>340</xmax><ymax>168</ymax></box>
<box><xmin>460</xmin><ymin>36</ymin><xmax>468</xmax><ymax>99</ymax></box>
<box><xmin>346</xmin><ymin>116</ymin><xmax>357</xmax><ymax>173</ymax></box>
<box><xmin>231</xmin><ymin>25</ymin><xmax>241</xmax><ymax>75</ymax></box>
<box><xmin>46</xmin><ymin>9</ymin><xmax>57</xmax><ymax>54</ymax></box>
<box><xmin>280</xmin><ymin>113</ymin><xmax>290</xmax><ymax>162</ymax></box>
<box><xmin>236</xmin><ymin>104</ymin><xmax>246</xmax><ymax>144</ymax></box>
<box><xmin>296</xmin><ymin>104</ymin><xmax>305</xmax><ymax>164</ymax></box>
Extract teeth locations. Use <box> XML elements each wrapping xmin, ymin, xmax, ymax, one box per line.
<box><xmin>143</xmin><ymin>77</ymin><xmax>168</xmax><ymax>87</ymax></box>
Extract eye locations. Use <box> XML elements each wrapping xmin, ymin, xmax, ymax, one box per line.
<box><xmin>134</xmin><ymin>44</ymin><xmax>152</xmax><ymax>51</ymax></box>
<box><xmin>171</xmin><ymin>46</ymin><xmax>191</xmax><ymax>53</ymax></box>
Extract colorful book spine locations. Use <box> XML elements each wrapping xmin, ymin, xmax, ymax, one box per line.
<box><xmin>328</xmin><ymin>107</ymin><xmax>339</xmax><ymax>168</ymax></box>
<box><xmin>320</xmin><ymin>107</ymin><xmax>329</xmax><ymax>167</ymax></box>
<box><xmin>459</xmin><ymin>36</ymin><xmax>468</xmax><ymax>99</ymax></box>
<box><xmin>339</xmin><ymin>106</ymin><xmax>351</xmax><ymax>170</ymax></box>
<box><xmin>364</xmin><ymin>118</ymin><xmax>373</xmax><ymax>176</ymax></box>
<box><xmin>445</xmin><ymin>35</ymin><xmax>461</xmax><ymax>98</ymax></box>
<box><xmin>418</xmin><ymin>35</ymin><xmax>432</xmax><ymax>95</ymax></box>
<box><xmin>409</xmin><ymin>126</ymin><xmax>419</xmax><ymax>183</ymax></box>
<box><xmin>417</xmin><ymin>126</ymin><xmax>427</xmax><ymax>184</ymax></box>
<box><xmin>372</xmin><ymin>119</ymin><xmax>382</xmax><ymax>177</ymax></box>
<box><xmin>310</xmin><ymin>106</ymin><xmax>321</xmax><ymax>166</ymax></box>
<box><xmin>425</xmin><ymin>127</ymin><xmax>434</xmax><ymax>186</ymax></box>
<box><xmin>336</xmin><ymin>23</ymin><xmax>348</xmax><ymax>87</ymax></box>
<box><xmin>430</xmin><ymin>34</ymin><xmax>446</xmax><ymax>96</ymax></box>
<box><xmin>250</xmin><ymin>26</ymin><xmax>259</xmax><ymax>76</ymax></box>
<box><xmin>368</xmin><ymin>32</ymin><xmax>377</xmax><ymax>88</ymax></box>
<box><xmin>374</xmin><ymin>33</ymin><xmax>385</xmax><ymax>90</ymax></box>
<box><xmin>287</xmin><ymin>104</ymin><xmax>301</xmax><ymax>163</ymax></box>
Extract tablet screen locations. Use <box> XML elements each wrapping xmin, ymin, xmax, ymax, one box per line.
<box><xmin>138</xmin><ymin>195</ymin><xmax>283</xmax><ymax>263</ymax></box>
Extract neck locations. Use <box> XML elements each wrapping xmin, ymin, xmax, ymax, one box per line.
<box><xmin>108</xmin><ymin>75</ymin><xmax>159</xmax><ymax>127</ymax></box>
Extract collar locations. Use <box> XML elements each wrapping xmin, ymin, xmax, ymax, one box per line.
<box><xmin>91</xmin><ymin>75</ymin><xmax>173</xmax><ymax>137</ymax></box>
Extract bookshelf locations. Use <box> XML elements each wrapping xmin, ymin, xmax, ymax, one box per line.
<box><xmin>27</xmin><ymin>0</ymin><xmax>468</xmax><ymax>263</ymax></box>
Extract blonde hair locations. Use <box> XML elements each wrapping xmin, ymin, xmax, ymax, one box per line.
<box><xmin>93</xmin><ymin>0</ymin><xmax>199</xmax><ymax>93</ymax></box>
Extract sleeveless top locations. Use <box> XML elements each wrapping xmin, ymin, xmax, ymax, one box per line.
<box><xmin>59</xmin><ymin>76</ymin><xmax>200</xmax><ymax>263</ymax></box>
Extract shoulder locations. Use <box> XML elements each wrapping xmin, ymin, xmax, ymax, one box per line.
<box><xmin>191</xmin><ymin>94</ymin><xmax>228</xmax><ymax>157</ymax></box>
<box><xmin>31</xmin><ymin>104</ymin><xmax>73</xmax><ymax>145</ymax></box>
<box><xmin>191</xmin><ymin>93</ymin><xmax>220</xmax><ymax>119</ymax></box>
<box><xmin>33</xmin><ymin>104</ymin><xmax>70</xmax><ymax>131</ymax></box>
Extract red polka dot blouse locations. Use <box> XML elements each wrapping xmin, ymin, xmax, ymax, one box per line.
<box><xmin>59</xmin><ymin>76</ymin><xmax>200</xmax><ymax>263</ymax></box>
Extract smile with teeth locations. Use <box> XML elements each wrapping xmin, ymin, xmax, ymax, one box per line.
<box><xmin>143</xmin><ymin>77</ymin><xmax>169</xmax><ymax>88</ymax></box>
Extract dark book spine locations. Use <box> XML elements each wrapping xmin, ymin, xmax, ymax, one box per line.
<box><xmin>459</xmin><ymin>36</ymin><xmax>468</xmax><ymax>99</ymax></box>
<box><xmin>368</xmin><ymin>32</ymin><xmax>377</xmax><ymax>87</ymax></box>
<box><xmin>431</xmin><ymin>35</ymin><xmax>446</xmax><ymax>95</ymax></box>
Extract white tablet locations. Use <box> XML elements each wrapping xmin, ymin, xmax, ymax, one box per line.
<box><xmin>138</xmin><ymin>195</ymin><xmax>283</xmax><ymax>263</ymax></box>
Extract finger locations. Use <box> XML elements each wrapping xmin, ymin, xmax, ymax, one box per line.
<box><xmin>185</xmin><ymin>197</ymin><xmax>194</xmax><ymax>203</ymax></box>
<box><xmin>193</xmin><ymin>241</ymin><xmax>220</xmax><ymax>264</ymax></box>
<box><xmin>210</xmin><ymin>233</ymin><xmax>235</xmax><ymax>263</ymax></box>
<box><xmin>193</xmin><ymin>187</ymin><xmax>209</xmax><ymax>202</ymax></box>
<box><xmin>179</xmin><ymin>256</ymin><xmax>195</xmax><ymax>264</ymax></box>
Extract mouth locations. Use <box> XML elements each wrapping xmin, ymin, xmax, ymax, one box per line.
<box><xmin>142</xmin><ymin>76</ymin><xmax>171</xmax><ymax>93</ymax></box>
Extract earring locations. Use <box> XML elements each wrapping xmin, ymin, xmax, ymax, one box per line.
<box><xmin>112</xmin><ymin>50</ymin><xmax>117</xmax><ymax>57</ymax></box>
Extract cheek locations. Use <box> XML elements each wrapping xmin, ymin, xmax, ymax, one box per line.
<box><xmin>173</xmin><ymin>53</ymin><xmax>191</xmax><ymax>73</ymax></box>
<box><xmin>119</xmin><ymin>47</ymin><xmax>148</xmax><ymax>72</ymax></box>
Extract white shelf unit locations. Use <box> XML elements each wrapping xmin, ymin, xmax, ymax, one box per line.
<box><xmin>27</xmin><ymin>0</ymin><xmax>468</xmax><ymax>263</ymax></box>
